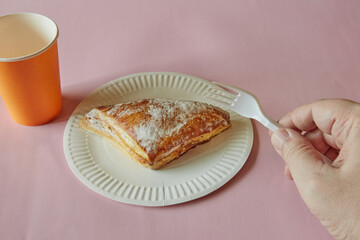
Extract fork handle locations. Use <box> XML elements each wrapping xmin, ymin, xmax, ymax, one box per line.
<box><xmin>256</xmin><ymin>112</ymin><xmax>282</xmax><ymax>132</ymax></box>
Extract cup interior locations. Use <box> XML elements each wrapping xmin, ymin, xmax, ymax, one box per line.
<box><xmin>0</xmin><ymin>13</ymin><xmax>58</xmax><ymax>61</ymax></box>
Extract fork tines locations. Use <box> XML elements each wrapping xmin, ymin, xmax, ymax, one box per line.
<box><xmin>213</xmin><ymin>82</ymin><xmax>242</xmax><ymax>95</ymax></box>
<box><xmin>205</xmin><ymin>88</ymin><xmax>236</xmax><ymax>107</ymax></box>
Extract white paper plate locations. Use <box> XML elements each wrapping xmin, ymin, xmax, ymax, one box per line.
<box><xmin>63</xmin><ymin>72</ymin><xmax>253</xmax><ymax>206</ymax></box>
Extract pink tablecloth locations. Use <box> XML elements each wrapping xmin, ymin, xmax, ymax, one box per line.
<box><xmin>1</xmin><ymin>1</ymin><xmax>360</xmax><ymax>239</ymax></box>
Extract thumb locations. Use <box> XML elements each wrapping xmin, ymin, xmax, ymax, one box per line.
<box><xmin>271</xmin><ymin>128</ymin><xmax>333</xmax><ymax>181</ymax></box>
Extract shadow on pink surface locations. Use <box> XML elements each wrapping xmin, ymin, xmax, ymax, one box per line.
<box><xmin>50</xmin><ymin>78</ymin><xmax>111</xmax><ymax>124</ymax></box>
<box><xmin>53</xmin><ymin>94</ymin><xmax>84</xmax><ymax>123</ymax></box>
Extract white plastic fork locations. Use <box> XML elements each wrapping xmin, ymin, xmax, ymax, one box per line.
<box><xmin>206</xmin><ymin>82</ymin><xmax>282</xmax><ymax>132</ymax></box>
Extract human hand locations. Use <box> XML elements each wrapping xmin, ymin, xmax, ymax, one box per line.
<box><xmin>270</xmin><ymin>99</ymin><xmax>360</xmax><ymax>240</ymax></box>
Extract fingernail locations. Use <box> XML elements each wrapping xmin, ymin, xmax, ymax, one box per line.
<box><xmin>271</xmin><ymin>128</ymin><xmax>289</xmax><ymax>152</ymax></box>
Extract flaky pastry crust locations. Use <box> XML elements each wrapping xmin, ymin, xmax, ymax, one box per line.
<box><xmin>79</xmin><ymin>99</ymin><xmax>231</xmax><ymax>169</ymax></box>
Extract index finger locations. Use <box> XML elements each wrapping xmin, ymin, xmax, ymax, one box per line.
<box><xmin>279</xmin><ymin>102</ymin><xmax>316</xmax><ymax>132</ymax></box>
<box><xmin>279</xmin><ymin>99</ymin><xmax>359</xmax><ymax>148</ymax></box>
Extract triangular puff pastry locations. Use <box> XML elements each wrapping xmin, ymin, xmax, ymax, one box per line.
<box><xmin>79</xmin><ymin>99</ymin><xmax>231</xmax><ymax>169</ymax></box>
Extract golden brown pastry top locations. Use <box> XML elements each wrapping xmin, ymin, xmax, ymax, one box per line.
<box><xmin>83</xmin><ymin>99</ymin><xmax>231</xmax><ymax>163</ymax></box>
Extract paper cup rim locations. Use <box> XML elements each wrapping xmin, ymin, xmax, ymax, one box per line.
<box><xmin>0</xmin><ymin>12</ymin><xmax>59</xmax><ymax>62</ymax></box>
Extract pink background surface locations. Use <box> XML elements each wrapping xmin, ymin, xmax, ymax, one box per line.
<box><xmin>1</xmin><ymin>1</ymin><xmax>360</xmax><ymax>239</ymax></box>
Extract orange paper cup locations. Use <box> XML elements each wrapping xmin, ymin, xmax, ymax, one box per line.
<box><xmin>0</xmin><ymin>12</ymin><xmax>62</xmax><ymax>126</ymax></box>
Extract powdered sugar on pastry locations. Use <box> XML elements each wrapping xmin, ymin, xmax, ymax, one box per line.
<box><xmin>79</xmin><ymin>98</ymin><xmax>231</xmax><ymax>169</ymax></box>
<box><xmin>85</xmin><ymin>109</ymin><xmax>120</xmax><ymax>141</ymax></box>
<box><xmin>132</xmin><ymin>99</ymin><xmax>212</xmax><ymax>152</ymax></box>
<box><xmin>84</xmin><ymin>99</ymin><xmax>228</xmax><ymax>153</ymax></box>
